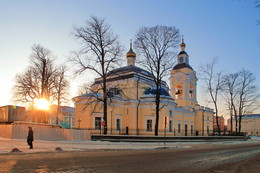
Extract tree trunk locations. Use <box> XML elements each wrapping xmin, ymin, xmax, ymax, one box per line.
<box><xmin>103</xmin><ymin>97</ymin><xmax>107</xmax><ymax>135</ymax></box>
<box><xmin>155</xmin><ymin>96</ymin><xmax>160</xmax><ymax>136</ymax></box>
<box><xmin>214</xmin><ymin>102</ymin><xmax>221</xmax><ymax>135</ymax></box>
<box><xmin>238</xmin><ymin>115</ymin><xmax>242</xmax><ymax>134</ymax></box>
<box><xmin>231</xmin><ymin>104</ymin><xmax>238</xmax><ymax>135</ymax></box>
<box><xmin>154</xmin><ymin>83</ymin><xmax>161</xmax><ymax>136</ymax></box>
<box><xmin>230</xmin><ymin>114</ymin><xmax>233</xmax><ymax>134</ymax></box>
<box><xmin>103</xmin><ymin>76</ymin><xmax>108</xmax><ymax>135</ymax></box>
<box><xmin>41</xmin><ymin>59</ymin><xmax>46</xmax><ymax>98</ymax></box>
<box><xmin>235</xmin><ymin>114</ymin><xmax>238</xmax><ymax>134</ymax></box>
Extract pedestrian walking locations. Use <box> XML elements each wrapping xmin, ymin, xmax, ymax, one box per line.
<box><xmin>27</xmin><ymin>126</ymin><xmax>34</xmax><ymax>149</ymax></box>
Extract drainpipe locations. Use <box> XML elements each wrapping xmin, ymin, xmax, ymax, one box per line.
<box><xmin>202</xmin><ymin>108</ymin><xmax>205</xmax><ymax>136</ymax></box>
<box><xmin>136</xmin><ymin>77</ymin><xmax>141</xmax><ymax>135</ymax></box>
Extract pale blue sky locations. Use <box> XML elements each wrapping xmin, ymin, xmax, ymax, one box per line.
<box><xmin>0</xmin><ymin>0</ymin><xmax>259</xmax><ymax>110</ymax></box>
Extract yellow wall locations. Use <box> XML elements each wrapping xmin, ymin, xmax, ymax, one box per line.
<box><xmin>233</xmin><ymin>117</ymin><xmax>260</xmax><ymax>136</ymax></box>
<box><xmin>169</xmin><ymin>68</ymin><xmax>198</xmax><ymax>108</ymax></box>
<box><xmin>74</xmin><ymin>95</ymin><xmax>214</xmax><ymax>136</ymax></box>
<box><xmin>73</xmin><ymin>65</ymin><xmax>214</xmax><ymax>136</ymax></box>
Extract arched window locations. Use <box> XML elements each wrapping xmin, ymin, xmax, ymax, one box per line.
<box><xmin>189</xmin><ymin>85</ymin><xmax>194</xmax><ymax>99</ymax></box>
<box><xmin>175</xmin><ymin>84</ymin><xmax>183</xmax><ymax>99</ymax></box>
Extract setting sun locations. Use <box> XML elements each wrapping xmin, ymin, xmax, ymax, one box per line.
<box><xmin>34</xmin><ymin>98</ymin><xmax>50</xmax><ymax>110</ymax></box>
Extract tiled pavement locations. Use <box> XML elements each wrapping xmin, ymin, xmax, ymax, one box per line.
<box><xmin>0</xmin><ymin>137</ymin><xmax>260</xmax><ymax>172</ymax></box>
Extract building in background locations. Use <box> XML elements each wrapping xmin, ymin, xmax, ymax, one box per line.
<box><xmin>0</xmin><ymin>104</ymin><xmax>75</xmax><ymax>129</ymax></box>
<box><xmin>227</xmin><ymin>114</ymin><xmax>260</xmax><ymax>136</ymax></box>
<box><xmin>73</xmin><ymin>40</ymin><xmax>214</xmax><ymax>136</ymax></box>
<box><xmin>213</xmin><ymin>115</ymin><xmax>226</xmax><ymax>133</ymax></box>
<box><xmin>0</xmin><ymin>105</ymin><xmax>26</xmax><ymax>123</ymax></box>
<box><xmin>49</xmin><ymin>105</ymin><xmax>75</xmax><ymax>129</ymax></box>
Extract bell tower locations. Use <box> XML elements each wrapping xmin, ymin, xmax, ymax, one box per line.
<box><xmin>169</xmin><ymin>38</ymin><xmax>198</xmax><ymax>108</ymax></box>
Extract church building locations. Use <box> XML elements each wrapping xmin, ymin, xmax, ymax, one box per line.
<box><xmin>73</xmin><ymin>39</ymin><xmax>214</xmax><ymax>136</ymax></box>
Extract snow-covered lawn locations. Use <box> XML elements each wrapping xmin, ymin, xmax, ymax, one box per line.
<box><xmin>0</xmin><ymin>137</ymin><xmax>259</xmax><ymax>154</ymax></box>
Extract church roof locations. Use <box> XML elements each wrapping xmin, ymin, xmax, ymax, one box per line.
<box><xmin>145</xmin><ymin>87</ymin><xmax>170</xmax><ymax>96</ymax></box>
<box><xmin>241</xmin><ymin>114</ymin><xmax>260</xmax><ymax>119</ymax></box>
<box><xmin>172</xmin><ymin>63</ymin><xmax>193</xmax><ymax>70</ymax></box>
<box><xmin>178</xmin><ymin>51</ymin><xmax>188</xmax><ymax>56</ymax></box>
<box><xmin>142</xmin><ymin>87</ymin><xmax>172</xmax><ymax>98</ymax></box>
<box><xmin>108</xmin><ymin>65</ymin><xmax>152</xmax><ymax>76</ymax></box>
<box><xmin>92</xmin><ymin>65</ymin><xmax>155</xmax><ymax>85</ymax></box>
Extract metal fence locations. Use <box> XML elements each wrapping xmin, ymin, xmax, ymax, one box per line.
<box><xmin>86</xmin><ymin>127</ymin><xmax>215</xmax><ymax>136</ymax></box>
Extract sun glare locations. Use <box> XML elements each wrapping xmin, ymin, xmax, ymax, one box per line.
<box><xmin>34</xmin><ymin>98</ymin><xmax>50</xmax><ymax>110</ymax></box>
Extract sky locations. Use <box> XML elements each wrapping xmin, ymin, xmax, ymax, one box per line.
<box><xmin>0</xmin><ymin>0</ymin><xmax>259</xmax><ymax>115</ymax></box>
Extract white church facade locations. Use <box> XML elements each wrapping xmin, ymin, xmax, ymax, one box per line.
<box><xmin>73</xmin><ymin>40</ymin><xmax>214</xmax><ymax>136</ymax></box>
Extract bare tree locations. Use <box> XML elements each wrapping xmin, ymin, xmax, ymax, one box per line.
<box><xmin>257</xmin><ymin>1</ymin><xmax>260</xmax><ymax>15</ymax></box>
<box><xmin>53</xmin><ymin>65</ymin><xmax>70</xmax><ymax>124</ymax></box>
<box><xmin>256</xmin><ymin>1</ymin><xmax>260</xmax><ymax>32</ymax></box>
<box><xmin>134</xmin><ymin>25</ymin><xmax>180</xmax><ymax>136</ymax></box>
<box><xmin>223</xmin><ymin>69</ymin><xmax>259</xmax><ymax>134</ymax></box>
<box><xmin>237</xmin><ymin>69</ymin><xmax>259</xmax><ymax>134</ymax></box>
<box><xmin>199</xmin><ymin>58</ymin><xmax>225</xmax><ymax>135</ymax></box>
<box><xmin>70</xmin><ymin>16</ymin><xmax>123</xmax><ymax>134</ymax></box>
<box><xmin>257</xmin><ymin>0</ymin><xmax>260</xmax><ymax>8</ymax></box>
<box><xmin>13</xmin><ymin>44</ymin><xmax>57</xmax><ymax>104</ymax></box>
<box><xmin>223</xmin><ymin>72</ymin><xmax>240</xmax><ymax>134</ymax></box>
<box><xmin>77</xmin><ymin>82</ymin><xmax>93</xmax><ymax>96</ymax></box>
<box><xmin>13</xmin><ymin>44</ymin><xmax>70</xmax><ymax>123</ymax></box>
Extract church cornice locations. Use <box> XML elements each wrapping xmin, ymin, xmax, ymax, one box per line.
<box><xmin>172</xmin><ymin>63</ymin><xmax>193</xmax><ymax>71</ymax></box>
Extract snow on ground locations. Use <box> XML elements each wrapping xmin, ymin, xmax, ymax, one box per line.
<box><xmin>0</xmin><ymin>137</ymin><xmax>260</xmax><ymax>154</ymax></box>
<box><xmin>250</xmin><ymin>136</ymin><xmax>260</xmax><ymax>141</ymax></box>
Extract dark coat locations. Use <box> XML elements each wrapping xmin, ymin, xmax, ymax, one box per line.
<box><xmin>27</xmin><ymin>129</ymin><xmax>34</xmax><ymax>141</ymax></box>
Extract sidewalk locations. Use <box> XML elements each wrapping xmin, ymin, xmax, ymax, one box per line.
<box><xmin>1</xmin><ymin>137</ymin><xmax>260</xmax><ymax>154</ymax></box>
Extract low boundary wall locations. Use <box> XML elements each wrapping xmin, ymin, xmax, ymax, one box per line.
<box><xmin>0</xmin><ymin>124</ymin><xmax>91</xmax><ymax>141</ymax></box>
<box><xmin>91</xmin><ymin>135</ymin><xmax>247</xmax><ymax>142</ymax></box>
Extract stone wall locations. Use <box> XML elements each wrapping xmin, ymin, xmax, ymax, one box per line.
<box><xmin>0</xmin><ymin>124</ymin><xmax>91</xmax><ymax>141</ymax></box>
<box><xmin>0</xmin><ymin>124</ymin><xmax>12</xmax><ymax>138</ymax></box>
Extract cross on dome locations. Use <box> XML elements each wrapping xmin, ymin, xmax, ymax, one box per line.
<box><xmin>180</xmin><ymin>35</ymin><xmax>186</xmax><ymax>51</ymax></box>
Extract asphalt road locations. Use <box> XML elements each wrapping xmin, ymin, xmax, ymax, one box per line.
<box><xmin>0</xmin><ymin>143</ymin><xmax>260</xmax><ymax>173</ymax></box>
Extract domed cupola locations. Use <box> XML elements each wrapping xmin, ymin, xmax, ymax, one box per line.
<box><xmin>179</xmin><ymin>38</ymin><xmax>188</xmax><ymax>56</ymax></box>
<box><xmin>142</xmin><ymin>87</ymin><xmax>172</xmax><ymax>99</ymax></box>
<box><xmin>173</xmin><ymin>37</ymin><xmax>193</xmax><ymax>70</ymax></box>
<box><xmin>126</xmin><ymin>40</ymin><xmax>136</xmax><ymax>66</ymax></box>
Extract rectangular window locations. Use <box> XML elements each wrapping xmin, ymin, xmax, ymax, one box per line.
<box><xmin>207</xmin><ymin>125</ymin><xmax>210</xmax><ymax>134</ymax></box>
<box><xmin>169</xmin><ymin>110</ymin><xmax>172</xmax><ymax>117</ymax></box>
<box><xmin>65</xmin><ymin>117</ymin><xmax>70</xmax><ymax>123</ymax></box>
<box><xmin>191</xmin><ymin>125</ymin><xmax>193</xmax><ymax>135</ymax></box>
<box><xmin>179</xmin><ymin>57</ymin><xmax>184</xmax><ymax>63</ymax></box>
<box><xmin>178</xmin><ymin>123</ymin><xmax>181</xmax><ymax>133</ymax></box>
<box><xmin>146</xmin><ymin>120</ymin><xmax>152</xmax><ymax>131</ymax></box>
<box><xmin>95</xmin><ymin>117</ymin><xmax>101</xmax><ymax>130</ymax></box>
<box><xmin>116</xmin><ymin>119</ymin><xmax>121</xmax><ymax>131</ymax></box>
<box><xmin>185</xmin><ymin>124</ymin><xmax>188</xmax><ymax>136</ymax></box>
<box><xmin>169</xmin><ymin>120</ymin><xmax>173</xmax><ymax>132</ymax></box>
